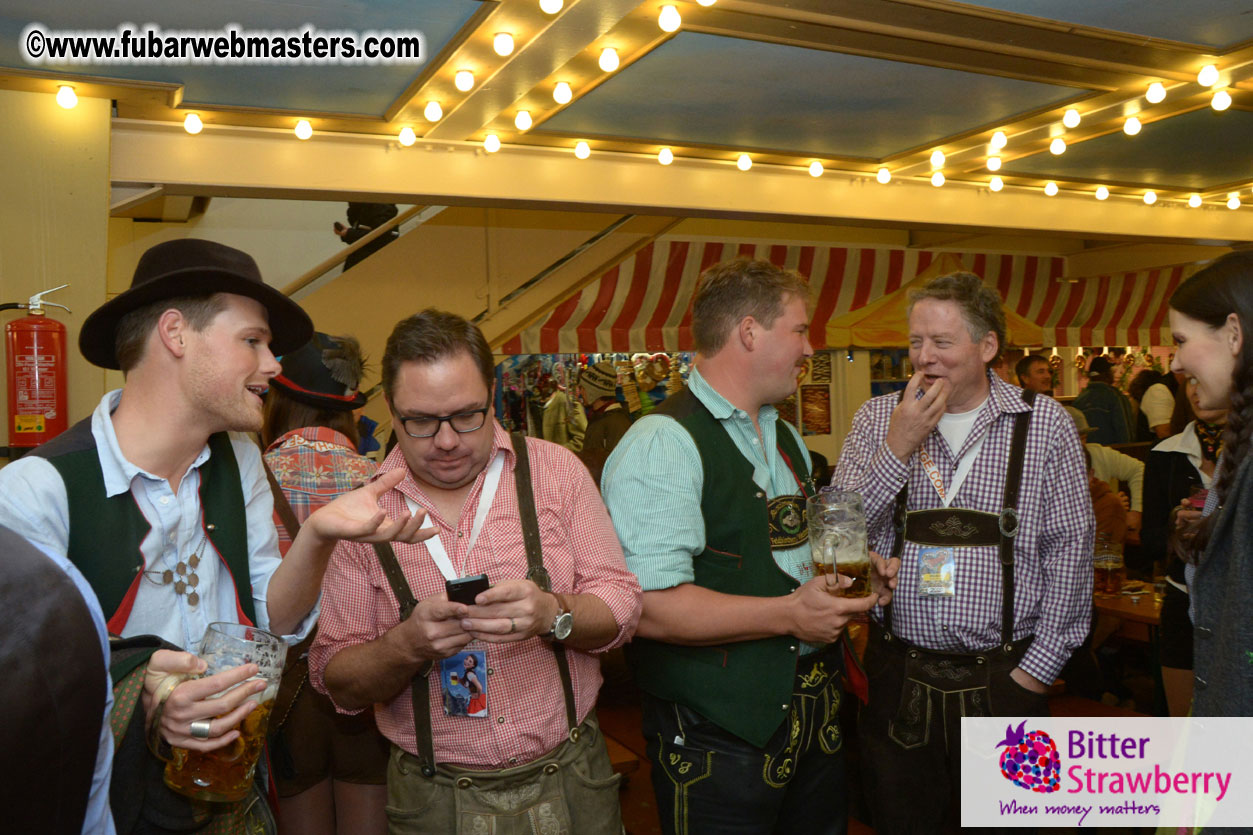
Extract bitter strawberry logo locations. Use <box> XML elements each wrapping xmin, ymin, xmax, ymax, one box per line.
<box><xmin>996</xmin><ymin>720</ymin><xmax>1061</xmax><ymax>793</ymax></box>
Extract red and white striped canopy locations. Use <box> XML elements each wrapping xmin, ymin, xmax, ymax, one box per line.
<box><xmin>500</xmin><ymin>239</ymin><xmax>1192</xmax><ymax>353</ymax></box>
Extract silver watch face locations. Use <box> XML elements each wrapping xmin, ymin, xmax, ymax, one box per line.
<box><xmin>552</xmin><ymin>611</ymin><xmax>574</xmax><ymax>640</ymax></box>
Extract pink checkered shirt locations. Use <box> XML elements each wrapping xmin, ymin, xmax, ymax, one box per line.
<box><xmin>831</xmin><ymin>374</ymin><xmax>1094</xmax><ymax>684</ymax></box>
<box><xmin>308</xmin><ymin>422</ymin><xmax>642</xmax><ymax>768</ymax></box>
<box><xmin>263</xmin><ymin>427</ymin><xmax>376</xmax><ymax>555</ymax></box>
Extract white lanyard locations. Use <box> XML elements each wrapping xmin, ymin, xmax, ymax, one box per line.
<box><xmin>402</xmin><ymin>451</ymin><xmax>505</xmax><ymax>582</ymax></box>
<box><xmin>917</xmin><ymin>430</ymin><xmax>988</xmax><ymax>508</ymax></box>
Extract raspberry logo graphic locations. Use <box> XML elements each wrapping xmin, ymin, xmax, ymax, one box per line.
<box><xmin>996</xmin><ymin>720</ymin><xmax>1061</xmax><ymax>793</ymax></box>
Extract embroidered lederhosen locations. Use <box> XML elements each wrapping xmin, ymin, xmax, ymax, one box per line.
<box><xmin>875</xmin><ymin>389</ymin><xmax>1036</xmax><ymax>749</ymax></box>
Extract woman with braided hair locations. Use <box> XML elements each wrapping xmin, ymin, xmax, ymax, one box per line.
<box><xmin>1166</xmin><ymin>250</ymin><xmax>1253</xmax><ymax>721</ymax></box>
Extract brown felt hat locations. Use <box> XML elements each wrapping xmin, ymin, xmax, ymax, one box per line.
<box><xmin>79</xmin><ymin>238</ymin><xmax>313</xmax><ymax>369</ymax></box>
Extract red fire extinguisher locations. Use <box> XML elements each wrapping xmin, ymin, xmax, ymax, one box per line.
<box><xmin>4</xmin><ymin>284</ymin><xmax>71</xmax><ymax>451</ymax></box>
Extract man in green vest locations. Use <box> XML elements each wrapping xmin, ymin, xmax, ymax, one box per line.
<box><xmin>0</xmin><ymin>239</ymin><xmax>430</xmax><ymax>824</ymax></box>
<box><xmin>602</xmin><ymin>257</ymin><xmax>898</xmax><ymax>835</ymax></box>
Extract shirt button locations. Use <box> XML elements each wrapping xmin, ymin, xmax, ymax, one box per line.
<box><xmin>751</xmin><ymin>438</ymin><xmax>759</xmax><ymax>445</ymax></box>
<box><xmin>508</xmin><ymin>757</ymin><xmax>517</xmax><ymax>764</ymax></box>
<box><xmin>487</xmin><ymin>668</ymin><xmax>494</xmax><ymax>675</ymax></box>
<box><xmin>458</xmin><ymin>531</ymin><xmax>464</xmax><ymax>538</ymax></box>
<box><xmin>497</xmin><ymin>716</ymin><xmax>506</xmax><ymax>724</ymax></box>
<box><xmin>159</xmin><ymin>497</ymin><xmax>170</xmax><ymax>505</ymax></box>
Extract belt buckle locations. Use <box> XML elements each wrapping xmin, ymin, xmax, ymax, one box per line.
<box><xmin>998</xmin><ymin>507</ymin><xmax>1019</xmax><ymax>538</ymax></box>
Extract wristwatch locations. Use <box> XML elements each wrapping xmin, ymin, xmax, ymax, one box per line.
<box><xmin>544</xmin><ymin>594</ymin><xmax>574</xmax><ymax>641</ymax></box>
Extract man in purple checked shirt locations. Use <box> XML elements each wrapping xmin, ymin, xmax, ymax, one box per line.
<box><xmin>832</xmin><ymin>271</ymin><xmax>1093</xmax><ymax>834</ymax></box>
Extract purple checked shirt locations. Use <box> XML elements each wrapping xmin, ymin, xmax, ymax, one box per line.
<box><xmin>832</xmin><ymin>373</ymin><xmax>1094</xmax><ymax>685</ymax></box>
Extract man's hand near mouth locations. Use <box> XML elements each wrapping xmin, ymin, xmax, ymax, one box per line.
<box><xmin>885</xmin><ymin>371</ymin><xmax>949</xmax><ymax>464</ymax></box>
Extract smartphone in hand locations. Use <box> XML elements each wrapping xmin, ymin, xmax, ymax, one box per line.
<box><xmin>446</xmin><ymin>574</ymin><xmax>490</xmax><ymax>605</ymax></box>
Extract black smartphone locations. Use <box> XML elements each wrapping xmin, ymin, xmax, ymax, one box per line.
<box><xmin>446</xmin><ymin>574</ymin><xmax>490</xmax><ymax>605</ymax></box>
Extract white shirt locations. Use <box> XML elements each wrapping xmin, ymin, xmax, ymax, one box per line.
<box><xmin>0</xmin><ymin>390</ymin><xmax>315</xmax><ymax>651</ymax></box>
<box><xmin>937</xmin><ymin>399</ymin><xmax>987</xmax><ymax>457</ymax></box>
<box><xmin>1140</xmin><ymin>383</ymin><xmax>1175</xmax><ymax>430</ymax></box>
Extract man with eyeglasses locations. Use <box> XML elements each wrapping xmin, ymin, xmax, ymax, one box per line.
<box><xmin>308</xmin><ymin>308</ymin><xmax>642</xmax><ymax>834</ymax></box>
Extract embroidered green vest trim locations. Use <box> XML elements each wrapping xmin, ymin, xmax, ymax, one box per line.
<box><xmin>627</xmin><ymin>388</ymin><xmax>811</xmax><ymax>748</ymax></box>
<box><xmin>34</xmin><ymin>418</ymin><xmax>255</xmax><ymax>628</ymax></box>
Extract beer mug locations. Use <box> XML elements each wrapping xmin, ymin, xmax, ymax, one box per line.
<box><xmin>1093</xmin><ymin>537</ymin><xmax>1125</xmax><ymax>597</ymax></box>
<box><xmin>164</xmin><ymin>622</ymin><xmax>287</xmax><ymax>802</ymax></box>
<box><xmin>806</xmin><ymin>489</ymin><xmax>872</xmax><ymax>597</ymax></box>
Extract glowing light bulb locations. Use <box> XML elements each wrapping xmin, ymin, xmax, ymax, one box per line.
<box><xmin>455</xmin><ymin>70</ymin><xmax>474</xmax><ymax>92</ymax></box>
<box><xmin>931</xmin><ymin>171</ymin><xmax>945</xmax><ymax>187</ymax></box>
<box><xmin>1228</xmin><ymin>194</ymin><xmax>1241</xmax><ymax>210</ymax></box>
<box><xmin>1049</xmin><ymin>137</ymin><xmax>1066</xmax><ymax>155</ymax></box>
<box><xmin>574</xmin><ymin>141</ymin><xmax>590</xmax><ymax>159</ymax></box>
<box><xmin>540</xmin><ymin>0</ymin><xmax>564</xmax><ymax>13</ymax></box>
<box><xmin>1146</xmin><ymin>82</ymin><xmax>1166</xmax><ymax>103</ymax></box>
<box><xmin>599</xmin><ymin>48</ymin><xmax>619</xmax><ymax>72</ymax></box>
<box><xmin>1124</xmin><ymin>116</ymin><xmax>1142</xmax><ymax>136</ymax></box>
<box><xmin>1143</xmin><ymin>190</ymin><xmax>1157</xmax><ymax>205</ymax></box>
<box><xmin>658</xmin><ymin>147</ymin><xmax>673</xmax><ymax>165</ymax></box>
<box><xmin>808</xmin><ymin>161</ymin><xmax>823</xmax><ymax>178</ymax></box>
<box><xmin>553</xmin><ymin>81</ymin><xmax>572</xmax><ymax>104</ymax></box>
<box><xmin>1198</xmin><ymin>64</ymin><xmax>1219</xmax><ymax>87</ymax></box>
<box><xmin>736</xmin><ymin>154</ymin><xmax>752</xmax><ymax>171</ymax></box>
<box><xmin>183</xmin><ymin>113</ymin><xmax>203</xmax><ymax>135</ymax></box>
<box><xmin>493</xmin><ymin>33</ymin><xmax>515</xmax><ymax>56</ymax></box>
<box><xmin>398</xmin><ymin>126</ymin><xmax>416</xmax><ymax>146</ymax></box>
<box><xmin>876</xmin><ymin>167</ymin><xmax>891</xmax><ymax>184</ymax></box>
<box><xmin>1212</xmin><ymin>90</ymin><xmax>1232</xmax><ymax>111</ymax></box>
<box><xmin>1188</xmin><ymin>194</ymin><xmax>1202</xmax><ymax>208</ymax></box>
<box><xmin>483</xmin><ymin>134</ymin><xmax>501</xmax><ymax>153</ymax></box>
<box><xmin>514</xmin><ymin>110</ymin><xmax>532</xmax><ymax>131</ymax></box>
<box><xmin>696</xmin><ymin>0</ymin><xmax>716</xmax><ymax>5</ymax></box>
<box><xmin>55</xmin><ymin>85</ymin><xmax>77</xmax><ymax>109</ymax></box>
<box><xmin>989</xmin><ymin>176</ymin><xmax>1003</xmax><ymax>192</ymax></box>
<box><xmin>294</xmin><ymin>119</ymin><xmax>313</xmax><ymax>140</ymax></box>
<box><xmin>424</xmin><ymin>101</ymin><xmax>443</xmax><ymax>122</ymax></box>
<box><xmin>1044</xmin><ymin>182</ymin><xmax>1059</xmax><ymax>197</ymax></box>
<box><xmin>1095</xmin><ymin>186</ymin><xmax>1109</xmax><ymax>201</ymax></box>
<box><xmin>929</xmin><ymin>149</ymin><xmax>945</xmax><ymax>168</ymax></box>
<box><xmin>990</xmin><ymin>130</ymin><xmax>1008</xmax><ymax>151</ymax></box>
<box><xmin>1062</xmin><ymin>108</ymin><xmax>1080</xmax><ymax>129</ymax></box>
<box><xmin>658</xmin><ymin>5</ymin><xmax>682</xmax><ymax>32</ymax></box>
<box><xmin>986</xmin><ymin>156</ymin><xmax>1002</xmax><ymax>172</ymax></box>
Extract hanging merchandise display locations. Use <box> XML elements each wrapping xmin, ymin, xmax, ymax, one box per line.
<box><xmin>4</xmin><ymin>285</ymin><xmax>71</xmax><ymax>451</ymax></box>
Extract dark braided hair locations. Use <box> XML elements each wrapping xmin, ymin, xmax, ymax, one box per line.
<box><xmin>1168</xmin><ymin>251</ymin><xmax>1253</xmax><ymax>558</ymax></box>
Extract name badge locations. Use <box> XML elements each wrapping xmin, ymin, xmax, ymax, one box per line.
<box><xmin>917</xmin><ymin>545</ymin><xmax>957</xmax><ymax>597</ymax></box>
<box><xmin>440</xmin><ymin>649</ymin><xmax>488</xmax><ymax>719</ymax></box>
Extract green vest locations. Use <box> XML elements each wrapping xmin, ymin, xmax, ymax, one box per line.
<box><xmin>628</xmin><ymin>388</ymin><xmax>811</xmax><ymax>748</ymax></box>
<box><xmin>32</xmin><ymin>417</ymin><xmax>255</xmax><ymax>632</ymax></box>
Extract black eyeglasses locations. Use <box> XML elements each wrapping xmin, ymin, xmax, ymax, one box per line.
<box><xmin>397</xmin><ymin>406</ymin><xmax>490</xmax><ymax>439</ymax></box>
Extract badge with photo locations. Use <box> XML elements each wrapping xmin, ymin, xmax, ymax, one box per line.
<box><xmin>441</xmin><ymin>649</ymin><xmax>488</xmax><ymax>718</ymax></box>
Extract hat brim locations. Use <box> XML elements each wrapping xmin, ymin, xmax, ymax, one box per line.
<box><xmin>270</xmin><ymin>376</ymin><xmax>368</xmax><ymax>412</ymax></box>
<box><xmin>79</xmin><ymin>268</ymin><xmax>313</xmax><ymax>369</ymax></box>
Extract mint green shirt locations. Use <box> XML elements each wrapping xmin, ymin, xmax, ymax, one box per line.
<box><xmin>601</xmin><ymin>367</ymin><xmax>814</xmax><ymax>593</ymax></box>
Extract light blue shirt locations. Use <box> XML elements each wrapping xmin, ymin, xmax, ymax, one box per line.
<box><xmin>602</xmin><ymin>367</ymin><xmax>813</xmax><ymax>592</ymax></box>
<box><xmin>0</xmin><ymin>390</ymin><xmax>315</xmax><ymax>651</ymax></box>
<box><xmin>31</xmin><ymin>539</ymin><xmax>117</xmax><ymax>835</ymax></box>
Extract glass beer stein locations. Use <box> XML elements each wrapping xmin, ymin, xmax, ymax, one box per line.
<box><xmin>806</xmin><ymin>489</ymin><xmax>872</xmax><ymax>597</ymax></box>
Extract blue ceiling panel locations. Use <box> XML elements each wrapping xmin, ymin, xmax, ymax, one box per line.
<box><xmin>541</xmin><ymin>32</ymin><xmax>1086</xmax><ymax>160</ymax></box>
<box><xmin>1004</xmin><ymin>107</ymin><xmax>1253</xmax><ymax>189</ymax></box>
<box><xmin>0</xmin><ymin>0</ymin><xmax>480</xmax><ymax>115</ymax></box>
<box><xmin>952</xmin><ymin>0</ymin><xmax>1253</xmax><ymax>49</ymax></box>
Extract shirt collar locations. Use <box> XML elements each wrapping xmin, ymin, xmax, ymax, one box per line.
<box><xmin>688</xmin><ymin>366</ymin><xmax>778</xmax><ymax>425</ymax></box>
<box><xmin>1153</xmin><ymin>421</ymin><xmax>1202</xmax><ymax>459</ymax></box>
<box><xmin>380</xmin><ymin>419</ymin><xmax>514</xmax><ymax>507</ymax></box>
<box><xmin>987</xmin><ymin>371</ymin><xmax>1035</xmax><ymax>415</ymax></box>
<box><xmin>265</xmin><ymin>425</ymin><xmax>356</xmax><ymax>453</ymax></box>
<box><xmin>93</xmin><ymin>389</ymin><xmax>213</xmax><ymax>497</ymax></box>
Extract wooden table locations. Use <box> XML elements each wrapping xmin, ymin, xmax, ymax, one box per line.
<box><xmin>1093</xmin><ymin>589</ymin><xmax>1164</xmax><ymax>714</ymax></box>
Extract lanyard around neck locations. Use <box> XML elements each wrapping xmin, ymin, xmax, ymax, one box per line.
<box><xmin>917</xmin><ymin>424</ymin><xmax>989</xmax><ymax>508</ymax></box>
<box><xmin>402</xmin><ymin>450</ymin><xmax>505</xmax><ymax>582</ymax></box>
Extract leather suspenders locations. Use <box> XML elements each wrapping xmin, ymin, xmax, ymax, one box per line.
<box><xmin>372</xmin><ymin>433</ymin><xmax>579</xmax><ymax>777</ymax></box>
<box><xmin>886</xmin><ymin>389</ymin><xmax>1037</xmax><ymax>649</ymax></box>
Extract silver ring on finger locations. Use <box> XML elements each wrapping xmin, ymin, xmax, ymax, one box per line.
<box><xmin>189</xmin><ymin>719</ymin><xmax>212</xmax><ymax>740</ymax></box>
<box><xmin>509</xmin><ymin>617</ymin><xmax>516</xmax><ymax>634</ymax></box>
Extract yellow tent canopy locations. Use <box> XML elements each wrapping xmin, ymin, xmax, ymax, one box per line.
<box><xmin>823</xmin><ymin>252</ymin><xmax>1044</xmax><ymax>349</ymax></box>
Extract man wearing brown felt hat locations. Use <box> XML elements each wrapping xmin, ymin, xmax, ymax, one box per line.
<box><xmin>0</xmin><ymin>238</ymin><xmax>432</xmax><ymax>828</ymax></box>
